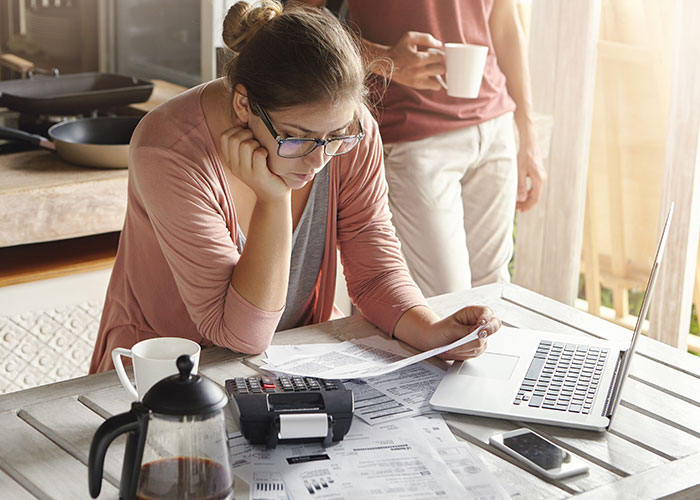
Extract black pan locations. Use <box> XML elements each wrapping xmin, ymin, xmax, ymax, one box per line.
<box><xmin>0</xmin><ymin>53</ymin><xmax>154</xmax><ymax>115</ymax></box>
<box><xmin>0</xmin><ymin>116</ymin><xmax>141</xmax><ymax>169</ymax></box>
<box><xmin>0</xmin><ymin>73</ymin><xmax>154</xmax><ymax>115</ymax></box>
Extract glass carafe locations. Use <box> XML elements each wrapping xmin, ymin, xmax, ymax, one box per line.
<box><xmin>89</xmin><ymin>355</ymin><xmax>233</xmax><ymax>500</ymax></box>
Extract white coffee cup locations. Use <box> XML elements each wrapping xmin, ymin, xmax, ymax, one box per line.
<box><xmin>112</xmin><ymin>337</ymin><xmax>201</xmax><ymax>400</ymax></box>
<box><xmin>431</xmin><ymin>43</ymin><xmax>488</xmax><ymax>99</ymax></box>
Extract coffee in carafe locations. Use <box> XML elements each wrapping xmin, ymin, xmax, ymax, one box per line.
<box><xmin>137</xmin><ymin>457</ymin><xmax>233</xmax><ymax>500</ymax></box>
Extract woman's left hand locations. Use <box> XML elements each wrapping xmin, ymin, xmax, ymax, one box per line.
<box><xmin>432</xmin><ymin>306</ymin><xmax>501</xmax><ymax>361</ymax></box>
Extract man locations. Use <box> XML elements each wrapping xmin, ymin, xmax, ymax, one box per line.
<box><xmin>304</xmin><ymin>0</ymin><xmax>545</xmax><ymax>297</ymax></box>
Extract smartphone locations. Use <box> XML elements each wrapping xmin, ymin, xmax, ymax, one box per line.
<box><xmin>489</xmin><ymin>428</ymin><xmax>589</xmax><ymax>480</ymax></box>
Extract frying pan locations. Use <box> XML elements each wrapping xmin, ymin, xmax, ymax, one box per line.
<box><xmin>0</xmin><ymin>116</ymin><xmax>140</xmax><ymax>169</ymax></box>
<box><xmin>0</xmin><ymin>54</ymin><xmax>154</xmax><ymax>115</ymax></box>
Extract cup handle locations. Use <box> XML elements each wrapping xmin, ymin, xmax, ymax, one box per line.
<box><xmin>426</xmin><ymin>48</ymin><xmax>448</xmax><ymax>90</ymax></box>
<box><xmin>112</xmin><ymin>348</ymin><xmax>138</xmax><ymax>400</ymax></box>
<box><xmin>435</xmin><ymin>74</ymin><xmax>448</xmax><ymax>90</ymax></box>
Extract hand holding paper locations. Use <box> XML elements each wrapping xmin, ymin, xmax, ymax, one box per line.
<box><xmin>392</xmin><ymin>304</ymin><xmax>500</xmax><ymax>362</ymax></box>
<box><xmin>432</xmin><ymin>305</ymin><xmax>499</xmax><ymax>360</ymax></box>
<box><xmin>261</xmin><ymin>323</ymin><xmax>489</xmax><ymax>380</ymax></box>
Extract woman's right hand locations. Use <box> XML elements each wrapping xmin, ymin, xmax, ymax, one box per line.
<box><xmin>220</xmin><ymin>125</ymin><xmax>290</xmax><ymax>203</ymax></box>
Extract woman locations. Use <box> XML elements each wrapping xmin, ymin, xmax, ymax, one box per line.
<box><xmin>89</xmin><ymin>0</ymin><xmax>501</xmax><ymax>373</ymax></box>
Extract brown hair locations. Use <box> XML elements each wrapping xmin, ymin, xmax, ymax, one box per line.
<box><xmin>221</xmin><ymin>0</ymin><xmax>367</xmax><ymax>113</ymax></box>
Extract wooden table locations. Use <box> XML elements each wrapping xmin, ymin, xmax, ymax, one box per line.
<box><xmin>1</xmin><ymin>283</ymin><xmax>699</xmax><ymax>499</ymax></box>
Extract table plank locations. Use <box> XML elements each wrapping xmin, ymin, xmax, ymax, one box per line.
<box><xmin>609</xmin><ymin>405</ymin><xmax>700</xmax><ymax>460</ymax></box>
<box><xmin>441</xmin><ymin>413</ymin><xmax>621</xmax><ymax>495</ymax></box>
<box><xmin>0</xmin><ymin>371</ymin><xmax>120</xmax><ymax>413</ymax></box>
<box><xmin>79</xmin><ymin>385</ymin><xmax>136</xmax><ymax>419</ymax></box>
<box><xmin>627</xmin><ymin>355</ymin><xmax>700</xmax><ymax>405</ymax></box>
<box><xmin>0</xmin><ymin>467</ymin><xmax>39</xmax><ymax>499</ymax></box>
<box><xmin>571</xmin><ymin>451</ymin><xmax>700</xmax><ymax>500</ymax></box>
<box><xmin>620</xmin><ymin>378</ymin><xmax>700</xmax><ymax>438</ymax></box>
<box><xmin>19</xmin><ymin>396</ymin><xmax>123</xmax><ymax>490</ymax></box>
<box><xmin>0</xmin><ymin>411</ymin><xmax>119</xmax><ymax>499</ymax></box>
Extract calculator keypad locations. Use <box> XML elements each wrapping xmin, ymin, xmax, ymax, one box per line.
<box><xmin>230</xmin><ymin>376</ymin><xmax>339</xmax><ymax>394</ymax></box>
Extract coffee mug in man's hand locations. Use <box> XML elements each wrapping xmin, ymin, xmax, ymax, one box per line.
<box><xmin>112</xmin><ymin>337</ymin><xmax>201</xmax><ymax>400</ymax></box>
<box><xmin>430</xmin><ymin>43</ymin><xmax>488</xmax><ymax>99</ymax></box>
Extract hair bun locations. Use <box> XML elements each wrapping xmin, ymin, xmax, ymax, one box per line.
<box><xmin>222</xmin><ymin>0</ymin><xmax>283</xmax><ymax>53</ymax></box>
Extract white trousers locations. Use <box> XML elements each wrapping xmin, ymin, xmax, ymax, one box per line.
<box><xmin>383</xmin><ymin>112</ymin><xmax>517</xmax><ymax>298</ymax></box>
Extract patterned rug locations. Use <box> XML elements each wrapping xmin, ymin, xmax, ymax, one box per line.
<box><xmin>0</xmin><ymin>300</ymin><xmax>102</xmax><ymax>394</ymax></box>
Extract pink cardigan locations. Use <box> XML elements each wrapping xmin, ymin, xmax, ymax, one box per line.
<box><xmin>89</xmin><ymin>81</ymin><xmax>427</xmax><ymax>373</ymax></box>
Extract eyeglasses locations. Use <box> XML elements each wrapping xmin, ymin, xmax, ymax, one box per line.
<box><xmin>251</xmin><ymin>102</ymin><xmax>364</xmax><ymax>159</ymax></box>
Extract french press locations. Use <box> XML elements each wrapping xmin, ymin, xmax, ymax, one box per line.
<box><xmin>88</xmin><ymin>355</ymin><xmax>233</xmax><ymax>500</ymax></box>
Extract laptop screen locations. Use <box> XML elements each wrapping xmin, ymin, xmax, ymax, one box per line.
<box><xmin>607</xmin><ymin>202</ymin><xmax>674</xmax><ymax>423</ymax></box>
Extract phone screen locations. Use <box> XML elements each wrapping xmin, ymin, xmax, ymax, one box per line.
<box><xmin>503</xmin><ymin>432</ymin><xmax>570</xmax><ymax>470</ymax></box>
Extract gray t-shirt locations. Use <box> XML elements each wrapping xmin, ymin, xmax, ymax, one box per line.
<box><xmin>236</xmin><ymin>165</ymin><xmax>329</xmax><ymax>331</ymax></box>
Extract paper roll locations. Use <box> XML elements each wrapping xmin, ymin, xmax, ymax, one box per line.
<box><xmin>278</xmin><ymin>413</ymin><xmax>329</xmax><ymax>439</ymax></box>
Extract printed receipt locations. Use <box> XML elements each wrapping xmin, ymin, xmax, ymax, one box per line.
<box><xmin>261</xmin><ymin>324</ymin><xmax>488</xmax><ymax>379</ymax></box>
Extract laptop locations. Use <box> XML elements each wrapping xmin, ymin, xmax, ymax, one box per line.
<box><xmin>430</xmin><ymin>203</ymin><xmax>674</xmax><ymax>431</ymax></box>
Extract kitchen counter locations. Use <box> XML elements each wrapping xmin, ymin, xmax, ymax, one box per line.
<box><xmin>0</xmin><ymin>150</ymin><xmax>128</xmax><ymax>248</ymax></box>
<box><xmin>0</xmin><ymin>80</ymin><xmax>187</xmax><ymax>249</ymax></box>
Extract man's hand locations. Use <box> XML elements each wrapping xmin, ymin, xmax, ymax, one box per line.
<box><xmin>385</xmin><ymin>31</ymin><xmax>445</xmax><ymax>90</ymax></box>
<box><xmin>516</xmin><ymin>140</ymin><xmax>546</xmax><ymax>212</ymax></box>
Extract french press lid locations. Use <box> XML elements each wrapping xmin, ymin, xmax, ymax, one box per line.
<box><xmin>142</xmin><ymin>355</ymin><xmax>227</xmax><ymax>416</ymax></box>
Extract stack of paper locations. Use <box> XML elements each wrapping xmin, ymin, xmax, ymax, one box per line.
<box><xmin>230</xmin><ymin>414</ymin><xmax>511</xmax><ymax>500</ymax></box>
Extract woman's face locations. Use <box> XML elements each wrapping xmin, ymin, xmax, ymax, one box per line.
<box><xmin>248</xmin><ymin>100</ymin><xmax>358</xmax><ymax>190</ymax></box>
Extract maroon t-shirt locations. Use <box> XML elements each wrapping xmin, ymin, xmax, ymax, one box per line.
<box><xmin>347</xmin><ymin>0</ymin><xmax>515</xmax><ymax>143</ymax></box>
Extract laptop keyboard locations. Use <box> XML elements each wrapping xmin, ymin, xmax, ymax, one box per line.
<box><xmin>513</xmin><ymin>340</ymin><xmax>609</xmax><ymax>414</ymax></box>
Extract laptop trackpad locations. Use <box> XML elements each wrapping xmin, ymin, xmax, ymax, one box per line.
<box><xmin>458</xmin><ymin>352</ymin><xmax>519</xmax><ymax>381</ymax></box>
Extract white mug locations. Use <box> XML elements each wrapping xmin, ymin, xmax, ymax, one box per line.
<box><xmin>431</xmin><ymin>43</ymin><xmax>488</xmax><ymax>99</ymax></box>
<box><xmin>112</xmin><ymin>337</ymin><xmax>201</xmax><ymax>400</ymax></box>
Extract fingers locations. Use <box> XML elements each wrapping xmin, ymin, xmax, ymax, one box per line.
<box><xmin>417</xmin><ymin>61</ymin><xmax>446</xmax><ymax>78</ymax></box>
<box><xmin>441</xmin><ymin>338</ymin><xmax>488</xmax><ymax>361</ymax></box>
<box><xmin>251</xmin><ymin>146</ymin><xmax>270</xmax><ymax>173</ymax></box>
<box><xmin>515</xmin><ymin>152</ymin><xmax>547</xmax><ymax>212</ymax></box>
<box><xmin>463</xmin><ymin>340</ymin><xmax>488</xmax><ymax>358</ymax></box>
<box><xmin>481</xmin><ymin>316</ymin><xmax>502</xmax><ymax>337</ymax></box>
<box><xmin>220</xmin><ymin>126</ymin><xmax>263</xmax><ymax>174</ymax></box>
<box><xmin>465</xmin><ymin>305</ymin><xmax>494</xmax><ymax>327</ymax></box>
<box><xmin>392</xmin><ymin>51</ymin><xmax>445</xmax><ymax>90</ymax></box>
<box><xmin>402</xmin><ymin>31</ymin><xmax>443</xmax><ymax>50</ymax></box>
<box><xmin>517</xmin><ymin>168</ymin><xmax>529</xmax><ymax>204</ymax></box>
<box><xmin>517</xmin><ymin>183</ymin><xmax>541</xmax><ymax>212</ymax></box>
